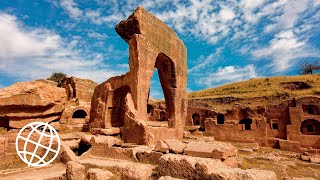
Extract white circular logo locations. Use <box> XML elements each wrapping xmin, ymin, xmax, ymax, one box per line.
<box><xmin>15</xmin><ymin>122</ymin><xmax>61</xmax><ymax>167</ymax></box>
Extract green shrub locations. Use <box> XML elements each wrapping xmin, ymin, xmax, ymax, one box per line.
<box><xmin>47</xmin><ymin>72</ymin><xmax>66</xmax><ymax>86</ymax></box>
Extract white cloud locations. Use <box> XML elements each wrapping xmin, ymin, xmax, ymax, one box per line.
<box><xmin>198</xmin><ymin>65</ymin><xmax>258</xmax><ymax>87</ymax></box>
<box><xmin>53</xmin><ymin>0</ymin><xmax>320</xmax><ymax>49</ymax></box>
<box><xmin>189</xmin><ymin>47</ymin><xmax>223</xmax><ymax>73</ymax></box>
<box><xmin>85</xmin><ymin>9</ymin><xmax>121</xmax><ymax>26</ymax></box>
<box><xmin>252</xmin><ymin>31</ymin><xmax>319</xmax><ymax>72</ymax></box>
<box><xmin>219</xmin><ymin>7</ymin><xmax>235</xmax><ymax>22</ymax></box>
<box><xmin>241</xmin><ymin>0</ymin><xmax>266</xmax><ymax>9</ymax></box>
<box><xmin>60</xmin><ymin>0</ymin><xmax>83</xmax><ymax>20</ymax></box>
<box><xmin>276</xmin><ymin>0</ymin><xmax>309</xmax><ymax>30</ymax></box>
<box><xmin>240</xmin><ymin>0</ymin><xmax>266</xmax><ymax>24</ymax></box>
<box><xmin>0</xmin><ymin>13</ymin><xmax>126</xmax><ymax>83</ymax></box>
<box><xmin>0</xmin><ymin>14</ymin><xmax>61</xmax><ymax>59</ymax></box>
<box><xmin>50</xmin><ymin>0</ymin><xmax>320</xmax><ymax>80</ymax></box>
<box><xmin>87</xmin><ymin>32</ymin><xmax>108</xmax><ymax>40</ymax></box>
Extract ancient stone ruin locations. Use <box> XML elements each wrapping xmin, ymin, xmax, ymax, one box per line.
<box><xmin>0</xmin><ymin>6</ymin><xmax>319</xmax><ymax>180</ymax></box>
<box><xmin>90</xmin><ymin>6</ymin><xmax>187</xmax><ymax>145</ymax></box>
<box><xmin>179</xmin><ymin>96</ymin><xmax>320</xmax><ymax>151</ymax></box>
<box><xmin>0</xmin><ymin>77</ymin><xmax>96</xmax><ymax>132</ymax></box>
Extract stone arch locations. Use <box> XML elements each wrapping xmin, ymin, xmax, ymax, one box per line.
<box><xmin>72</xmin><ymin>109</ymin><xmax>88</xmax><ymax>118</ymax></box>
<box><xmin>239</xmin><ymin>118</ymin><xmax>252</xmax><ymax>130</ymax></box>
<box><xmin>90</xmin><ymin>7</ymin><xmax>187</xmax><ymax>144</ymax></box>
<box><xmin>217</xmin><ymin>114</ymin><xmax>225</xmax><ymax>125</ymax></box>
<box><xmin>192</xmin><ymin>113</ymin><xmax>201</xmax><ymax>126</ymax></box>
<box><xmin>300</xmin><ymin>119</ymin><xmax>320</xmax><ymax>135</ymax></box>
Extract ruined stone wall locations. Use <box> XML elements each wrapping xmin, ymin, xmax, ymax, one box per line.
<box><xmin>90</xmin><ymin>7</ymin><xmax>187</xmax><ymax>145</ymax></box>
<box><xmin>204</xmin><ymin>106</ymin><xmax>268</xmax><ymax>144</ymax></box>
<box><xmin>191</xmin><ymin>96</ymin><xmax>320</xmax><ymax>149</ymax></box>
<box><xmin>146</xmin><ymin>101</ymin><xmax>167</xmax><ymax>121</ymax></box>
<box><xmin>62</xmin><ymin>76</ymin><xmax>97</xmax><ymax>102</ymax></box>
<box><xmin>264</xmin><ymin>102</ymin><xmax>290</xmax><ymax>140</ymax></box>
<box><xmin>187</xmin><ymin>107</ymin><xmax>216</xmax><ymax>128</ymax></box>
<box><xmin>287</xmin><ymin>96</ymin><xmax>320</xmax><ymax>148</ymax></box>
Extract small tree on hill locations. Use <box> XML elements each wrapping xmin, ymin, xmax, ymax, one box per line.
<box><xmin>299</xmin><ymin>59</ymin><xmax>320</xmax><ymax>74</ymax></box>
<box><xmin>47</xmin><ymin>72</ymin><xmax>67</xmax><ymax>86</ymax></box>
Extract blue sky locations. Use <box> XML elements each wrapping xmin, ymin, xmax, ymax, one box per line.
<box><xmin>0</xmin><ymin>0</ymin><xmax>320</xmax><ymax>99</ymax></box>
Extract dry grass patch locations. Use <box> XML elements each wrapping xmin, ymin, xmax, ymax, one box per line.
<box><xmin>189</xmin><ymin>74</ymin><xmax>320</xmax><ymax>111</ymax></box>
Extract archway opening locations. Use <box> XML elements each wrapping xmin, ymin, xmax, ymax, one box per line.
<box><xmin>111</xmin><ymin>85</ymin><xmax>131</xmax><ymax>127</ymax></box>
<box><xmin>154</xmin><ymin>53</ymin><xmax>177</xmax><ymax>127</ymax></box>
<box><xmin>217</xmin><ymin>114</ymin><xmax>225</xmax><ymax>124</ymax></box>
<box><xmin>160</xmin><ymin>111</ymin><xmax>166</xmax><ymax>121</ymax></box>
<box><xmin>300</xmin><ymin>119</ymin><xmax>320</xmax><ymax>135</ymax></box>
<box><xmin>0</xmin><ymin>116</ymin><xmax>9</xmax><ymax>130</ymax></box>
<box><xmin>240</xmin><ymin>119</ymin><xmax>252</xmax><ymax>130</ymax></box>
<box><xmin>302</xmin><ymin>105</ymin><xmax>319</xmax><ymax>115</ymax></box>
<box><xmin>72</xmin><ymin>109</ymin><xmax>88</xmax><ymax>118</ymax></box>
<box><xmin>192</xmin><ymin>113</ymin><xmax>201</xmax><ymax>126</ymax></box>
<box><xmin>147</xmin><ymin>104</ymin><xmax>154</xmax><ymax>115</ymax></box>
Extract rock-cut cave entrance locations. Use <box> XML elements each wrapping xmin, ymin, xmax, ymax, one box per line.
<box><xmin>240</xmin><ymin>118</ymin><xmax>252</xmax><ymax>130</ymax></box>
<box><xmin>217</xmin><ymin>114</ymin><xmax>225</xmax><ymax>125</ymax></box>
<box><xmin>300</xmin><ymin>119</ymin><xmax>320</xmax><ymax>135</ymax></box>
<box><xmin>192</xmin><ymin>113</ymin><xmax>200</xmax><ymax>126</ymax></box>
<box><xmin>72</xmin><ymin>109</ymin><xmax>88</xmax><ymax>119</ymax></box>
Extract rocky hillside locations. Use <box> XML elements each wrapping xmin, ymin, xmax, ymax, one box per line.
<box><xmin>188</xmin><ymin>74</ymin><xmax>320</xmax><ymax>111</ymax></box>
<box><xmin>0</xmin><ymin>79</ymin><xmax>67</xmax><ymax>128</ymax></box>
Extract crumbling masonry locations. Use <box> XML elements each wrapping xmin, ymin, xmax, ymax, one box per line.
<box><xmin>90</xmin><ymin>7</ymin><xmax>188</xmax><ymax>145</ymax></box>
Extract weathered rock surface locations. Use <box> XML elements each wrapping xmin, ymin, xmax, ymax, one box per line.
<box><xmin>158</xmin><ymin>176</ymin><xmax>184</xmax><ymax>180</ymax></box>
<box><xmin>208</xmin><ymin>168</ymin><xmax>277</xmax><ymax>180</ymax></box>
<box><xmin>91</xmin><ymin>128</ymin><xmax>121</xmax><ymax>136</ymax></box>
<box><xmin>279</xmin><ymin>140</ymin><xmax>301</xmax><ymax>153</ymax></box>
<box><xmin>136</xmin><ymin>150</ymin><xmax>163</xmax><ymax>165</ymax></box>
<box><xmin>61</xmin><ymin>76</ymin><xmax>97</xmax><ymax>102</ymax></box>
<box><xmin>223</xmin><ymin>157</ymin><xmax>239</xmax><ymax>168</ymax></box>
<box><xmin>0</xmin><ymin>163</ymin><xmax>66</xmax><ymax>179</ymax></box>
<box><xmin>66</xmin><ymin>161</ymin><xmax>86</xmax><ymax>180</ymax></box>
<box><xmin>310</xmin><ymin>156</ymin><xmax>320</xmax><ymax>164</ymax></box>
<box><xmin>0</xmin><ymin>137</ymin><xmax>8</xmax><ymax>156</ymax></box>
<box><xmin>60</xmin><ymin>143</ymin><xmax>79</xmax><ymax>163</ymax></box>
<box><xmin>79</xmin><ymin>156</ymin><xmax>155</xmax><ymax>180</ymax></box>
<box><xmin>158</xmin><ymin>154</ymin><xmax>277</xmax><ymax>179</ymax></box>
<box><xmin>155</xmin><ymin>140</ymin><xmax>169</xmax><ymax>153</ymax></box>
<box><xmin>184</xmin><ymin>141</ymin><xmax>238</xmax><ymax>160</ymax></box>
<box><xmin>90</xmin><ymin>135</ymin><xmax>122</xmax><ymax>147</ymax></box>
<box><xmin>121</xmin><ymin>163</ymin><xmax>154</xmax><ymax>180</ymax></box>
<box><xmin>0</xmin><ymin>80</ymin><xmax>67</xmax><ymax>128</ymax></box>
<box><xmin>90</xmin><ymin>146</ymin><xmax>137</xmax><ymax>161</ymax></box>
<box><xmin>163</xmin><ymin>139</ymin><xmax>186</xmax><ymax>154</ymax></box>
<box><xmin>87</xmin><ymin>168</ymin><xmax>114</xmax><ymax>180</ymax></box>
<box><xmin>158</xmin><ymin>154</ymin><xmax>227</xmax><ymax>179</ymax></box>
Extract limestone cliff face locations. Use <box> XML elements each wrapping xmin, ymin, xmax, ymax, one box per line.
<box><xmin>0</xmin><ymin>79</ymin><xmax>67</xmax><ymax>128</ymax></box>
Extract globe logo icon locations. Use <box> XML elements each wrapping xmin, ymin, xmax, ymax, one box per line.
<box><xmin>15</xmin><ymin>122</ymin><xmax>61</xmax><ymax>167</ymax></box>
